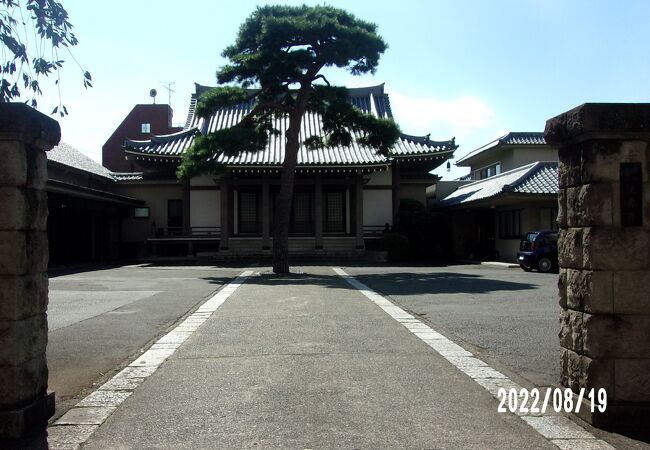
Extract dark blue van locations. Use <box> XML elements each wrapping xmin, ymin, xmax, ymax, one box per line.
<box><xmin>517</xmin><ymin>230</ymin><xmax>558</xmax><ymax>273</ymax></box>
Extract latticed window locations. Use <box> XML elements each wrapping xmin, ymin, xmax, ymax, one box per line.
<box><xmin>239</xmin><ymin>191</ymin><xmax>260</xmax><ymax>233</ymax></box>
<box><xmin>325</xmin><ymin>191</ymin><xmax>345</xmax><ymax>232</ymax></box>
<box><xmin>498</xmin><ymin>209</ymin><xmax>522</xmax><ymax>239</ymax></box>
<box><xmin>292</xmin><ymin>192</ymin><xmax>313</xmax><ymax>233</ymax></box>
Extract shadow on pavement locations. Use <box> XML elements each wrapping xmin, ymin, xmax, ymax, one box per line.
<box><xmin>202</xmin><ymin>269</ymin><xmax>536</xmax><ymax>297</ymax></box>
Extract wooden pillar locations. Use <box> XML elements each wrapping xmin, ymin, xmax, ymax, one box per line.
<box><xmin>220</xmin><ymin>177</ymin><xmax>229</xmax><ymax>250</ymax></box>
<box><xmin>392</xmin><ymin>163</ymin><xmax>401</xmax><ymax>222</ymax></box>
<box><xmin>262</xmin><ymin>175</ymin><xmax>270</xmax><ymax>249</ymax></box>
<box><xmin>355</xmin><ymin>173</ymin><xmax>364</xmax><ymax>249</ymax></box>
<box><xmin>182</xmin><ymin>181</ymin><xmax>191</xmax><ymax>236</ymax></box>
<box><xmin>314</xmin><ymin>175</ymin><xmax>323</xmax><ymax>249</ymax></box>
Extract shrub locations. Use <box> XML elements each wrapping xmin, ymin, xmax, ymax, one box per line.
<box><xmin>381</xmin><ymin>232</ymin><xmax>410</xmax><ymax>261</ymax></box>
<box><xmin>398</xmin><ymin>198</ymin><xmax>425</xmax><ymax>213</ymax></box>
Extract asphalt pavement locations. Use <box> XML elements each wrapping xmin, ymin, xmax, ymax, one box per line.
<box><xmin>345</xmin><ymin>264</ymin><xmax>560</xmax><ymax>387</ymax></box>
<box><xmin>47</xmin><ymin>264</ymin><xmax>242</xmax><ymax>418</ymax></box>
<box><xmin>65</xmin><ymin>267</ymin><xmax>558</xmax><ymax>449</ymax></box>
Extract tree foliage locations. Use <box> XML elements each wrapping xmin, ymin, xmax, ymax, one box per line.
<box><xmin>0</xmin><ymin>0</ymin><xmax>91</xmax><ymax>114</ymax></box>
<box><xmin>177</xmin><ymin>4</ymin><xmax>400</xmax><ymax>273</ymax></box>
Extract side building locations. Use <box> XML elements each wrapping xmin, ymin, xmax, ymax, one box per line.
<box><xmin>46</xmin><ymin>143</ymin><xmax>143</xmax><ymax>266</ymax></box>
<box><xmin>431</xmin><ymin>132</ymin><xmax>558</xmax><ymax>262</ymax></box>
<box><xmin>108</xmin><ymin>83</ymin><xmax>457</xmax><ymax>258</ymax></box>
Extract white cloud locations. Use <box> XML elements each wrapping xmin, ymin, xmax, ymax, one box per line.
<box><xmin>389</xmin><ymin>91</ymin><xmax>496</xmax><ymax>138</ymax></box>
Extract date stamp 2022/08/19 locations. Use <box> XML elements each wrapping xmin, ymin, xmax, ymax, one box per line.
<box><xmin>497</xmin><ymin>388</ymin><xmax>607</xmax><ymax>414</ymax></box>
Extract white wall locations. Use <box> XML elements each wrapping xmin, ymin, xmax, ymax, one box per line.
<box><xmin>366</xmin><ymin>169</ymin><xmax>391</xmax><ymax>186</ymax></box>
<box><xmin>363</xmin><ymin>189</ymin><xmax>392</xmax><ymax>226</ymax></box>
<box><xmin>190</xmin><ymin>190</ymin><xmax>220</xmax><ymax>227</ymax></box>
<box><xmin>190</xmin><ymin>175</ymin><xmax>218</xmax><ymax>186</ymax></box>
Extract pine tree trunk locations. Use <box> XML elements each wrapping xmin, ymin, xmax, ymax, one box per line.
<box><xmin>272</xmin><ymin>134</ymin><xmax>298</xmax><ymax>273</ymax></box>
<box><xmin>272</xmin><ymin>85</ymin><xmax>311</xmax><ymax>274</ymax></box>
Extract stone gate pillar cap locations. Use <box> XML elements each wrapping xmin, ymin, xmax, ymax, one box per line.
<box><xmin>545</xmin><ymin>103</ymin><xmax>650</xmax><ymax>145</ymax></box>
<box><xmin>0</xmin><ymin>103</ymin><xmax>61</xmax><ymax>151</ymax></box>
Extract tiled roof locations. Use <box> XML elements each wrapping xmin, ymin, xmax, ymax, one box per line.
<box><xmin>501</xmin><ymin>132</ymin><xmax>546</xmax><ymax>146</ymax></box>
<box><xmin>125</xmin><ymin>84</ymin><xmax>456</xmax><ymax>168</ymax></box>
<box><xmin>48</xmin><ymin>143</ymin><xmax>114</xmax><ymax>180</ymax></box>
<box><xmin>511</xmin><ymin>163</ymin><xmax>557</xmax><ymax>194</ymax></box>
<box><xmin>456</xmin><ymin>132</ymin><xmax>547</xmax><ymax>165</ymax></box>
<box><xmin>439</xmin><ymin>162</ymin><xmax>558</xmax><ymax>207</ymax></box>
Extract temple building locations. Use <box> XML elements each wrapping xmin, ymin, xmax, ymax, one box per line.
<box><xmin>104</xmin><ymin>84</ymin><xmax>457</xmax><ymax>257</ymax></box>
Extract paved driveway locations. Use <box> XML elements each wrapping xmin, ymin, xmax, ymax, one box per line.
<box><xmin>343</xmin><ymin>264</ymin><xmax>560</xmax><ymax>387</ymax></box>
<box><xmin>47</xmin><ymin>264</ymin><xmax>242</xmax><ymax>418</ymax></box>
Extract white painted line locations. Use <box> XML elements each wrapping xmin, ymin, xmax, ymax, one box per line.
<box><xmin>49</xmin><ymin>270</ymin><xmax>252</xmax><ymax>449</ymax></box>
<box><xmin>333</xmin><ymin>267</ymin><xmax>611</xmax><ymax>449</ymax></box>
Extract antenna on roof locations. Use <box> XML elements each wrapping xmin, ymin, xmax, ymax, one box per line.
<box><xmin>160</xmin><ymin>81</ymin><xmax>176</xmax><ymax>107</ymax></box>
<box><xmin>149</xmin><ymin>88</ymin><xmax>157</xmax><ymax>104</ymax></box>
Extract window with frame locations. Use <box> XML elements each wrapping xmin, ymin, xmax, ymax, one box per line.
<box><xmin>141</xmin><ymin>123</ymin><xmax>151</xmax><ymax>133</ymax></box>
<box><xmin>239</xmin><ymin>191</ymin><xmax>261</xmax><ymax>234</ymax></box>
<box><xmin>134</xmin><ymin>207</ymin><xmax>149</xmax><ymax>218</ymax></box>
<box><xmin>498</xmin><ymin>209</ymin><xmax>522</xmax><ymax>239</ymax></box>
<box><xmin>324</xmin><ymin>191</ymin><xmax>345</xmax><ymax>232</ymax></box>
<box><xmin>478</xmin><ymin>162</ymin><xmax>501</xmax><ymax>180</ymax></box>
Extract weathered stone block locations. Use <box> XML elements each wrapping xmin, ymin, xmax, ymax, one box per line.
<box><xmin>583</xmin><ymin>354</ymin><xmax>614</xmax><ymax>394</ymax></box>
<box><xmin>545</xmin><ymin>103</ymin><xmax>650</xmax><ymax>145</ymax></box>
<box><xmin>558</xmin><ymin>228</ymin><xmax>583</xmax><ymax>268</ymax></box>
<box><xmin>0</xmin><ymin>142</ymin><xmax>27</xmax><ymax>187</ymax></box>
<box><xmin>557</xmin><ymin>188</ymin><xmax>567</xmax><ymax>228</ymax></box>
<box><xmin>566</xmin><ymin>269</ymin><xmax>613</xmax><ymax>313</ymax></box>
<box><xmin>0</xmin><ymin>231</ymin><xmax>48</xmax><ymax>275</ymax></box>
<box><xmin>0</xmin><ymin>274</ymin><xmax>48</xmax><ymax>321</ymax></box>
<box><xmin>25</xmin><ymin>231</ymin><xmax>48</xmax><ymax>274</ymax></box>
<box><xmin>0</xmin><ymin>314</ymin><xmax>48</xmax><ymax>366</ymax></box>
<box><xmin>613</xmin><ymin>270</ymin><xmax>650</xmax><ymax>314</ymax></box>
<box><xmin>583</xmin><ymin>313</ymin><xmax>650</xmax><ymax>358</ymax></box>
<box><xmin>562</xmin><ymin>349</ymin><xmax>614</xmax><ymax>394</ymax></box>
<box><xmin>566</xmin><ymin>183</ymin><xmax>613</xmax><ymax>227</ymax></box>
<box><xmin>620</xmin><ymin>141</ymin><xmax>648</xmax><ymax>178</ymax></box>
<box><xmin>0</xmin><ymin>189</ymin><xmax>47</xmax><ymax>231</ymax></box>
<box><xmin>0</xmin><ymin>103</ymin><xmax>61</xmax><ymax>152</ymax></box>
<box><xmin>581</xmin><ymin>140</ymin><xmax>621</xmax><ymax>183</ymax></box>
<box><xmin>558</xmin><ymin>268</ymin><xmax>567</xmax><ymax>308</ymax></box>
<box><xmin>0</xmin><ymin>355</ymin><xmax>48</xmax><ymax>410</ymax></box>
<box><xmin>644</xmin><ymin>182</ymin><xmax>650</xmax><ymax>227</ymax></box>
<box><xmin>559</xmin><ymin>309</ymin><xmax>583</xmax><ymax>353</ymax></box>
<box><xmin>558</xmin><ymin>144</ymin><xmax>583</xmax><ymax>189</ymax></box>
<box><xmin>0</xmin><ymin>231</ymin><xmax>26</xmax><ymax>276</ymax></box>
<box><xmin>25</xmin><ymin>149</ymin><xmax>47</xmax><ymax>190</ymax></box>
<box><xmin>583</xmin><ymin>227</ymin><xmax>650</xmax><ymax>270</ymax></box>
<box><xmin>615</xmin><ymin>359</ymin><xmax>650</xmax><ymax>402</ymax></box>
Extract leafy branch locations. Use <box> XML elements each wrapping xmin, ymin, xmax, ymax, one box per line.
<box><xmin>0</xmin><ymin>0</ymin><xmax>91</xmax><ymax>115</ymax></box>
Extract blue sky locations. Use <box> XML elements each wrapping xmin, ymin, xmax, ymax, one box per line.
<box><xmin>20</xmin><ymin>0</ymin><xmax>650</xmax><ymax>179</ymax></box>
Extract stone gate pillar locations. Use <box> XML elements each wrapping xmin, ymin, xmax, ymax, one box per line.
<box><xmin>0</xmin><ymin>104</ymin><xmax>60</xmax><ymax>441</ymax></box>
<box><xmin>545</xmin><ymin>103</ymin><xmax>650</xmax><ymax>428</ymax></box>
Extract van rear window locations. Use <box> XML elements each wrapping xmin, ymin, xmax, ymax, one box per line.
<box><xmin>520</xmin><ymin>233</ymin><xmax>538</xmax><ymax>251</ymax></box>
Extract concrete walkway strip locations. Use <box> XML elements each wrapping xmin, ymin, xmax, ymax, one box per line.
<box><xmin>333</xmin><ymin>267</ymin><xmax>615</xmax><ymax>450</ymax></box>
<box><xmin>48</xmin><ymin>270</ymin><xmax>253</xmax><ymax>450</ymax></box>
